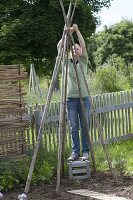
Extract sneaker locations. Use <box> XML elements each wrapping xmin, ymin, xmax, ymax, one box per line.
<box><xmin>82</xmin><ymin>152</ymin><xmax>89</xmax><ymax>161</ymax></box>
<box><xmin>67</xmin><ymin>153</ymin><xmax>79</xmax><ymax>162</ymax></box>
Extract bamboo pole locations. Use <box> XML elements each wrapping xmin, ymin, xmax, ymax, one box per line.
<box><xmin>69</xmin><ymin>37</ymin><xmax>96</xmax><ymax>172</ymax></box>
<box><xmin>61</xmin><ymin>35</ymin><xmax>69</xmax><ymax>176</ymax></box>
<box><xmin>24</xmin><ymin>37</ymin><xmax>65</xmax><ymax>195</ymax></box>
<box><xmin>59</xmin><ymin>0</ymin><xmax>96</xmax><ymax>172</ymax></box>
<box><xmin>56</xmin><ymin>33</ymin><xmax>68</xmax><ymax>195</ymax></box>
<box><xmin>23</xmin><ymin>2</ymin><xmax>73</xmax><ymax>196</ymax></box>
<box><xmin>56</xmin><ymin>34</ymin><xmax>70</xmax><ymax>196</ymax></box>
<box><xmin>65</xmin><ymin>7</ymin><xmax>116</xmax><ymax>179</ymax></box>
<box><xmin>77</xmin><ymin>56</ymin><xmax>116</xmax><ymax>179</ymax></box>
<box><xmin>68</xmin><ymin>28</ymin><xmax>117</xmax><ymax>180</ymax></box>
<box><xmin>56</xmin><ymin>1</ymin><xmax>78</xmax><ymax>195</ymax></box>
<box><xmin>61</xmin><ymin>1</ymin><xmax>116</xmax><ymax>178</ymax></box>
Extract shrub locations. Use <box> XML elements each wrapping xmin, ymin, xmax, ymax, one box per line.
<box><xmin>34</xmin><ymin>161</ymin><xmax>54</xmax><ymax>183</ymax></box>
<box><xmin>89</xmin><ymin>65</ymin><xmax>130</xmax><ymax>94</ymax></box>
<box><xmin>0</xmin><ymin>160</ymin><xmax>19</xmax><ymax>191</ymax></box>
<box><xmin>0</xmin><ymin>156</ymin><xmax>54</xmax><ymax>192</ymax></box>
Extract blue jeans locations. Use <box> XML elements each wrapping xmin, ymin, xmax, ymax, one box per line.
<box><xmin>66</xmin><ymin>97</ymin><xmax>91</xmax><ymax>156</ymax></box>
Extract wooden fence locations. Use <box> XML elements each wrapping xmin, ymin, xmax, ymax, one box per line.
<box><xmin>0</xmin><ymin>65</ymin><xmax>28</xmax><ymax>157</ymax></box>
<box><xmin>25</xmin><ymin>90</ymin><xmax>133</xmax><ymax>152</ymax></box>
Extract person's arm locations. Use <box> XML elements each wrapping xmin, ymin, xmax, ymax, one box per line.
<box><xmin>72</xmin><ymin>24</ymin><xmax>88</xmax><ymax>57</ymax></box>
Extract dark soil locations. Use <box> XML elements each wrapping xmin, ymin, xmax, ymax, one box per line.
<box><xmin>3</xmin><ymin>172</ymin><xmax>133</xmax><ymax>200</ymax></box>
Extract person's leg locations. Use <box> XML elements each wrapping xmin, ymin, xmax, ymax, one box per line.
<box><xmin>78</xmin><ymin>97</ymin><xmax>91</xmax><ymax>155</ymax></box>
<box><xmin>67</xmin><ymin>98</ymin><xmax>80</xmax><ymax>158</ymax></box>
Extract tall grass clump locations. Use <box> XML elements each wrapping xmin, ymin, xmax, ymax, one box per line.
<box><xmin>88</xmin><ymin>65</ymin><xmax>131</xmax><ymax>95</ymax></box>
<box><xmin>94</xmin><ymin>139</ymin><xmax>133</xmax><ymax>176</ymax></box>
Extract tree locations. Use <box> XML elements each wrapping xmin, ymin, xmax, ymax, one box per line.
<box><xmin>0</xmin><ymin>0</ymin><xmax>112</xmax><ymax>75</ymax></box>
<box><xmin>88</xmin><ymin>19</ymin><xmax>133</xmax><ymax>70</ymax></box>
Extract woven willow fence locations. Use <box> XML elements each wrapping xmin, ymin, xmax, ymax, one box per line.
<box><xmin>25</xmin><ymin>89</ymin><xmax>133</xmax><ymax>152</ymax></box>
<box><xmin>0</xmin><ymin>65</ymin><xmax>28</xmax><ymax>157</ymax></box>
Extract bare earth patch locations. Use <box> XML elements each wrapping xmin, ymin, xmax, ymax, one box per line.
<box><xmin>3</xmin><ymin>172</ymin><xmax>133</xmax><ymax>200</ymax></box>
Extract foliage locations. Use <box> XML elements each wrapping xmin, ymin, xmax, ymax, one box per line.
<box><xmin>0</xmin><ymin>155</ymin><xmax>54</xmax><ymax>192</ymax></box>
<box><xmin>0</xmin><ymin>138</ymin><xmax>132</xmax><ymax>192</ymax></box>
<box><xmin>88</xmin><ymin>65</ymin><xmax>131</xmax><ymax>94</ymax></box>
<box><xmin>85</xmin><ymin>0</ymin><xmax>112</xmax><ymax>13</ymax></box>
<box><xmin>26</xmin><ymin>90</ymin><xmax>61</xmax><ymax>105</ymax></box>
<box><xmin>106</xmin><ymin>54</ymin><xmax>133</xmax><ymax>88</ymax></box>
<box><xmin>0</xmin><ymin>0</ymin><xmax>112</xmax><ymax>75</ymax></box>
<box><xmin>33</xmin><ymin>161</ymin><xmax>54</xmax><ymax>183</ymax></box>
<box><xmin>88</xmin><ymin>19</ymin><xmax>133</xmax><ymax>70</ymax></box>
<box><xmin>13</xmin><ymin>157</ymin><xmax>32</xmax><ymax>182</ymax></box>
<box><xmin>94</xmin><ymin>139</ymin><xmax>133</xmax><ymax>176</ymax></box>
<box><xmin>95</xmin><ymin>66</ymin><xmax>121</xmax><ymax>92</ymax></box>
<box><xmin>87</xmin><ymin>48</ymin><xmax>133</xmax><ymax>94</ymax></box>
<box><xmin>0</xmin><ymin>161</ymin><xmax>19</xmax><ymax>191</ymax></box>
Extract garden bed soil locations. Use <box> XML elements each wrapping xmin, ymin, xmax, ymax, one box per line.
<box><xmin>3</xmin><ymin>172</ymin><xmax>133</xmax><ymax>200</ymax></box>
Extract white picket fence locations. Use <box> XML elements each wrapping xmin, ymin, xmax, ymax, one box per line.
<box><xmin>25</xmin><ymin>90</ymin><xmax>133</xmax><ymax>152</ymax></box>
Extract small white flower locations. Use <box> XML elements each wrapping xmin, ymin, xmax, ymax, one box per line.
<box><xmin>18</xmin><ymin>193</ymin><xmax>27</xmax><ymax>200</ymax></box>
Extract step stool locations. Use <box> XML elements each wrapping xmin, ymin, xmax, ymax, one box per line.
<box><xmin>68</xmin><ymin>159</ymin><xmax>91</xmax><ymax>180</ymax></box>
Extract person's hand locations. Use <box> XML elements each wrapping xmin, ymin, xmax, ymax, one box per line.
<box><xmin>64</xmin><ymin>24</ymin><xmax>79</xmax><ymax>34</ymax></box>
<box><xmin>69</xmin><ymin>27</ymin><xmax>74</xmax><ymax>33</ymax></box>
<box><xmin>72</xmin><ymin>24</ymin><xmax>79</xmax><ymax>32</ymax></box>
<box><xmin>65</xmin><ymin>25</ymin><xmax>74</xmax><ymax>33</ymax></box>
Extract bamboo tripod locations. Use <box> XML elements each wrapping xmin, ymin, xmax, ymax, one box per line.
<box><xmin>29</xmin><ymin>63</ymin><xmax>42</xmax><ymax>96</ymax></box>
<box><xmin>18</xmin><ymin>1</ymin><xmax>116</xmax><ymax>199</ymax></box>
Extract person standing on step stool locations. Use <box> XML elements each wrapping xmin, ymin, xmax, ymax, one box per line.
<box><xmin>57</xmin><ymin>24</ymin><xmax>91</xmax><ymax>162</ymax></box>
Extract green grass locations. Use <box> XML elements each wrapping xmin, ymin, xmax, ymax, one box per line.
<box><xmin>23</xmin><ymin>75</ymin><xmax>61</xmax><ymax>106</ymax></box>
<box><xmin>94</xmin><ymin>139</ymin><xmax>133</xmax><ymax>176</ymax></box>
<box><xmin>25</xmin><ymin>90</ymin><xmax>61</xmax><ymax>105</ymax></box>
<box><xmin>58</xmin><ymin>139</ymin><xmax>133</xmax><ymax>177</ymax></box>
